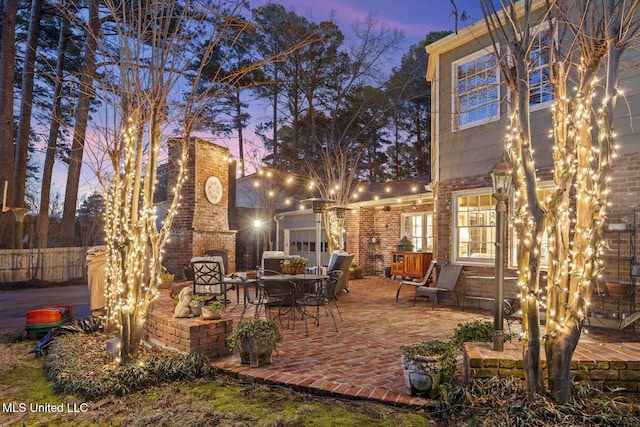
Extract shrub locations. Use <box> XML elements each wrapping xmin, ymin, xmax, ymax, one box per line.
<box><xmin>451</xmin><ymin>319</ymin><xmax>510</xmax><ymax>349</ymax></box>
<box><xmin>227</xmin><ymin>319</ymin><xmax>283</xmax><ymax>350</ymax></box>
<box><xmin>45</xmin><ymin>334</ymin><xmax>215</xmax><ymax>400</ymax></box>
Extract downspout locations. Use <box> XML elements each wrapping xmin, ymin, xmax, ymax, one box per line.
<box><xmin>432</xmin><ymin>53</ymin><xmax>440</xmax><ymax>183</ymax></box>
<box><xmin>274</xmin><ymin>215</ymin><xmax>283</xmax><ymax>251</ymax></box>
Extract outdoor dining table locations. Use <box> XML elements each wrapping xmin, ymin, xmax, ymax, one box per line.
<box><xmin>260</xmin><ymin>273</ymin><xmax>328</xmax><ymax>301</ymax></box>
<box><xmin>259</xmin><ymin>273</ymin><xmax>328</xmax><ymax>327</ymax></box>
<box><xmin>261</xmin><ymin>273</ymin><xmax>328</xmax><ymax>283</ymax></box>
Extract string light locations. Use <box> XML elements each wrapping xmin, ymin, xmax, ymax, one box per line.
<box><xmin>103</xmin><ymin>120</ymin><xmax>190</xmax><ymax>364</ymax></box>
<box><xmin>502</xmin><ymin>54</ymin><xmax>620</xmax><ymax>346</ymax></box>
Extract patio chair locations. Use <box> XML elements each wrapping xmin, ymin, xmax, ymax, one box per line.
<box><xmin>395</xmin><ymin>261</ymin><xmax>437</xmax><ymax>301</ymax></box>
<box><xmin>192</xmin><ymin>256</ymin><xmax>241</xmax><ymax>303</ymax></box>
<box><xmin>326</xmin><ymin>270</ymin><xmax>344</xmax><ymax>321</ymax></box>
<box><xmin>239</xmin><ymin>276</ymin><xmax>268</xmax><ymax>322</ymax></box>
<box><xmin>413</xmin><ymin>264</ymin><xmax>463</xmax><ymax>310</ymax></box>
<box><xmin>257</xmin><ymin>269</ymin><xmax>297</xmax><ymax>328</ymax></box>
<box><xmin>191</xmin><ymin>259</ymin><xmax>229</xmax><ymax>303</ymax></box>
<box><xmin>327</xmin><ymin>252</ymin><xmax>354</xmax><ymax>294</ymax></box>
<box><xmin>296</xmin><ymin>271</ymin><xmax>340</xmax><ymax>333</ymax></box>
<box><xmin>239</xmin><ymin>269</ymin><xmax>284</xmax><ymax>322</ymax></box>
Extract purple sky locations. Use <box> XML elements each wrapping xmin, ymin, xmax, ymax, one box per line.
<box><xmin>256</xmin><ymin>0</ymin><xmax>485</xmax><ymax>56</ymax></box>
<box><xmin>58</xmin><ymin>1</ymin><xmax>487</xmax><ymax>200</ymax></box>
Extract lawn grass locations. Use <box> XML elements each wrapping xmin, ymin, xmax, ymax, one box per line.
<box><xmin>0</xmin><ymin>335</ymin><xmax>435</xmax><ymax>427</ymax></box>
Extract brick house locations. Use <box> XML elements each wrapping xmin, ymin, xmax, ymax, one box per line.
<box><xmin>425</xmin><ymin>0</ymin><xmax>639</xmax><ymax>312</ymax></box>
<box><xmin>165</xmin><ymin>3</ymin><xmax>638</xmax><ymax>323</ymax></box>
<box><xmin>235</xmin><ymin>173</ymin><xmax>435</xmax><ymax>276</ymax></box>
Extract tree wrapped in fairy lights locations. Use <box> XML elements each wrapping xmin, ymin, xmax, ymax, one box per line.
<box><xmin>481</xmin><ymin>0</ymin><xmax>640</xmax><ymax>402</ymax></box>
<box><xmin>90</xmin><ymin>0</ymin><xmax>318</xmax><ymax>364</ymax></box>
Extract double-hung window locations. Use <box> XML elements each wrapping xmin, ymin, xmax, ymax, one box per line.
<box><xmin>454</xmin><ymin>50</ymin><xmax>500</xmax><ymax>130</ymax></box>
<box><xmin>454</xmin><ymin>190</ymin><xmax>496</xmax><ymax>263</ymax></box>
<box><xmin>401</xmin><ymin>212</ymin><xmax>434</xmax><ymax>252</ymax></box>
<box><xmin>529</xmin><ymin>23</ymin><xmax>554</xmax><ymax>110</ymax></box>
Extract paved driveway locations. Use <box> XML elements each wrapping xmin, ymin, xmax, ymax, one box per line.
<box><xmin>0</xmin><ymin>285</ymin><xmax>90</xmax><ymax>332</ymax></box>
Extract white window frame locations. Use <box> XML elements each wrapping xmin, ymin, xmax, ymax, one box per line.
<box><xmin>401</xmin><ymin>212</ymin><xmax>434</xmax><ymax>252</ymax></box>
<box><xmin>453</xmin><ymin>188</ymin><xmax>497</xmax><ymax>265</ymax></box>
<box><xmin>452</xmin><ymin>48</ymin><xmax>501</xmax><ymax>131</ymax></box>
<box><xmin>528</xmin><ymin>22</ymin><xmax>555</xmax><ymax>111</ymax></box>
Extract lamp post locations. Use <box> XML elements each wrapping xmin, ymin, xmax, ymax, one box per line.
<box><xmin>254</xmin><ymin>219</ymin><xmax>262</xmax><ymax>269</ymax></box>
<box><xmin>302</xmin><ymin>197</ymin><xmax>334</xmax><ymax>269</ymax></box>
<box><xmin>490</xmin><ymin>152</ymin><xmax>512</xmax><ymax>352</ymax></box>
<box><xmin>332</xmin><ymin>205</ymin><xmax>353</xmax><ymax>252</ymax></box>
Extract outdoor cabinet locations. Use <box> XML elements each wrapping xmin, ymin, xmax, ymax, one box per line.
<box><xmin>390</xmin><ymin>252</ymin><xmax>432</xmax><ymax>279</ymax></box>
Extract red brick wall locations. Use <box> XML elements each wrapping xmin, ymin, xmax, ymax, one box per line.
<box><xmin>143</xmin><ymin>309</ymin><xmax>233</xmax><ymax>359</ymax></box>
<box><xmin>165</xmin><ymin>138</ymin><xmax>237</xmax><ymax>278</ymax></box>
<box><xmin>435</xmin><ymin>152</ymin><xmax>639</xmax><ymax>307</ymax></box>
<box><xmin>344</xmin><ymin>202</ymin><xmax>435</xmax><ymax>274</ymax></box>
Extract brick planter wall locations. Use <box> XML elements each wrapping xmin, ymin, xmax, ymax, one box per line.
<box><xmin>463</xmin><ymin>342</ymin><xmax>640</xmax><ymax>392</ymax></box>
<box><xmin>142</xmin><ymin>292</ymin><xmax>233</xmax><ymax>359</ymax></box>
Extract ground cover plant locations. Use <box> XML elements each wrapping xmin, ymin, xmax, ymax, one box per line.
<box><xmin>0</xmin><ymin>331</ymin><xmax>433</xmax><ymax>426</ymax></box>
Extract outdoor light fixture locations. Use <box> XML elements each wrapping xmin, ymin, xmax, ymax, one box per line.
<box><xmin>491</xmin><ymin>152</ymin><xmax>512</xmax><ymax>196</ymax></box>
<box><xmin>332</xmin><ymin>205</ymin><xmax>354</xmax><ymax>252</ymax></box>
<box><xmin>490</xmin><ymin>152</ymin><xmax>512</xmax><ymax>352</ymax></box>
<box><xmin>302</xmin><ymin>197</ymin><xmax>334</xmax><ymax>269</ymax></box>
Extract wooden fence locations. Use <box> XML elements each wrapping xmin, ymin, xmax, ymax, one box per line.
<box><xmin>0</xmin><ymin>247</ymin><xmax>87</xmax><ymax>283</ymax></box>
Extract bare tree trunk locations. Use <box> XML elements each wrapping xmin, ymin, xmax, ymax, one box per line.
<box><xmin>272</xmin><ymin>66</ymin><xmax>279</xmax><ymax>166</ymax></box>
<box><xmin>0</xmin><ymin>0</ymin><xmax>17</xmax><ymax>248</ymax></box>
<box><xmin>236</xmin><ymin>90</ymin><xmax>245</xmax><ymax>177</ymax></box>
<box><xmin>61</xmin><ymin>0</ymin><xmax>100</xmax><ymax>246</ymax></box>
<box><xmin>38</xmin><ymin>15</ymin><xmax>69</xmax><ymax>249</ymax></box>
<box><xmin>15</xmin><ymin>0</ymin><xmax>43</xmax><ymax>208</ymax></box>
<box><xmin>13</xmin><ymin>0</ymin><xmax>43</xmax><ymax>249</ymax></box>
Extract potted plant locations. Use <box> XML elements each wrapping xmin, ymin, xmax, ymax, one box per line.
<box><xmin>281</xmin><ymin>257</ymin><xmax>309</xmax><ymax>275</ymax></box>
<box><xmin>400</xmin><ymin>339</ymin><xmax>455</xmax><ymax>398</ymax></box>
<box><xmin>159</xmin><ymin>272</ymin><xmax>174</xmax><ymax>289</ymax></box>
<box><xmin>189</xmin><ymin>294</ymin><xmax>204</xmax><ymax>316</ymax></box>
<box><xmin>349</xmin><ymin>263</ymin><xmax>364</xmax><ymax>279</ymax></box>
<box><xmin>201</xmin><ymin>301</ymin><xmax>224</xmax><ymax>320</ymax></box>
<box><xmin>227</xmin><ymin>319</ymin><xmax>283</xmax><ymax>368</ymax></box>
<box><xmin>171</xmin><ymin>294</ymin><xmax>180</xmax><ymax>308</ymax></box>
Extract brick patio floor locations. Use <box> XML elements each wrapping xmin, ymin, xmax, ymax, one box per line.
<box><xmin>159</xmin><ymin>276</ymin><xmax>640</xmax><ymax>408</ymax></box>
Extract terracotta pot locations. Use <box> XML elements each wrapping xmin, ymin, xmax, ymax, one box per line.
<box><xmin>159</xmin><ymin>279</ymin><xmax>173</xmax><ymax>289</ymax></box>
<box><xmin>605</xmin><ymin>282</ymin><xmax>630</xmax><ymax>298</ymax></box>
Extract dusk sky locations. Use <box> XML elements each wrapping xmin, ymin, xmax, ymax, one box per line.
<box><xmin>256</xmin><ymin>0</ymin><xmax>485</xmax><ymax>56</ymax></box>
<box><xmin>66</xmin><ymin>1</ymin><xmax>487</xmax><ymax>198</ymax></box>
